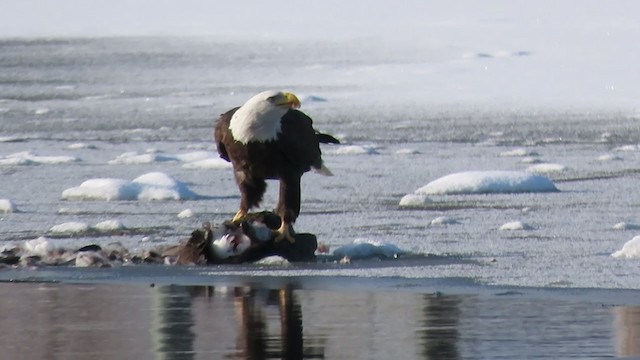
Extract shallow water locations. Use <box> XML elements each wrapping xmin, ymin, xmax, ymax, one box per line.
<box><xmin>1</xmin><ymin>280</ymin><xmax>639</xmax><ymax>360</ymax></box>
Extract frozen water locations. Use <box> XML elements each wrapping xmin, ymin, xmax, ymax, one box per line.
<box><xmin>1</xmin><ymin>5</ymin><xmax>640</xmax><ymax>290</ymax></box>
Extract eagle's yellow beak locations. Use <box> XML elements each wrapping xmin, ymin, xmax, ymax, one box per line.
<box><xmin>276</xmin><ymin>92</ymin><xmax>301</xmax><ymax>109</ymax></box>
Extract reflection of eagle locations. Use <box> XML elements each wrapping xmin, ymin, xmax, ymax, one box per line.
<box><xmin>214</xmin><ymin>90</ymin><xmax>339</xmax><ymax>242</ymax></box>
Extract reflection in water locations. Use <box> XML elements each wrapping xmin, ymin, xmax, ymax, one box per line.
<box><xmin>615</xmin><ymin>306</ymin><xmax>640</xmax><ymax>357</ymax></box>
<box><xmin>0</xmin><ymin>282</ymin><xmax>635</xmax><ymax>359</ymax></box>
<box><xmin>419</xmin><ymin>294</ymin><xmax>461</xmax><ymax>360</ymax></box>
<box><xmin>151</xmin><ymin>285</ymin><xmax>196</xmax><ymax>360</ymax></box>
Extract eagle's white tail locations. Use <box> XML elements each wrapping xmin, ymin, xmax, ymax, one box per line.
<box><xmin>313</xmin><ymin>164</ymin><xmax>333</xmax><ymax>176</ymax></box>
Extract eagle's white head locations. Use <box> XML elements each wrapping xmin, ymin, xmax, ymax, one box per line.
<box><xmin>229</xmin><ymin>90</ymin><xmax>301</xmax><ymax>144</ymax></box>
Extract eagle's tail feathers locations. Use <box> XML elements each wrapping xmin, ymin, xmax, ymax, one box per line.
<box><xmin>313</xmin><ymin>164</ymin><xmax>334</xmax><ymax>176</ymax></box>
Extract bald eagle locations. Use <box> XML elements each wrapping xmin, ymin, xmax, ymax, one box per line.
<box><xmin>214</xmin><ymin>91</ymin><xmax>339</xmax><ymax>242</ymax></box>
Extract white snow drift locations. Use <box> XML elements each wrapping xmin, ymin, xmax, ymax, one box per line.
<box><xmin>415</xmin><ymin>171</ymin><xmax>558</xmax><ymax>195</ymax></box>
<box><xmin>612</xmin><ymin>236</ymin><xmax>640</xmax><ymax>259</ymax></box>
<box><xmin>61</xmin><ymin>172</ymin><xmax>200</xmax><ymax>201</ymax></box>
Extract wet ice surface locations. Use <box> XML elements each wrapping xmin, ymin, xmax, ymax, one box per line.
<box><xmin>1</xmin><ymin>35</ymin><xmax>640</xmax><ymax>292</ymax></box>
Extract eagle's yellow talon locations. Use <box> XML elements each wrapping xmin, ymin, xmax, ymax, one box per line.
<box><xmin>273</xmin><ymin>223</ymin><xmax>295</xmax><ymax>243</ymax></box>
<box><xmin>232</xmin><ymin>210</ymin><xmax>247</xmax><ymax>224</ymax></box>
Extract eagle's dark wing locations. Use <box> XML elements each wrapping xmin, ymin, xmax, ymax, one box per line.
<box><xmin>214</xmin><ymin>107</ymin><xmax>240</xmax><ymax>162</ymax></box>
<box><xmin>278</xmin><ymin>109</ymin><xmax>326</xmax><ymax>172</ymax></box>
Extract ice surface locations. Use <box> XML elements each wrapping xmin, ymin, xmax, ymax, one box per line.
<box><xmin>612</xmin><ymin>236</ymin><xmax>640</xmax><ymax>259</ymax></box>
<box><xmin>612</xmin><ymin>222</ymin><xmax>640</xmax><ymax>231</ymax></box>
<box><xmin>415</xmin><ymin>171</ymin><xmax>559</xmax><ymax>195</ymax></box>
<box><xmin>61</xmin><ymin>172</ymin><xmax>200</xmax><ymax>201</ymax></box>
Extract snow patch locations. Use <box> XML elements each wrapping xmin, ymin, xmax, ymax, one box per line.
<box><xmin>49</xmin><ymin>221</ymin><xmax>91</xmax><ymax>234</ymax></box>
<box><xmin>333</xmin><ymin>239</ymin><xmax>405</xmax><ymax>260</ymax></box>
<box><xmin>0</xmin><ymin>199</ymin><xmax>18</xmax><ymax>213</ymax></box>
<box><xmin>61</xmin><ymin>172</ymin><xmax>200</xmax><ymax>201</ymax></box>
<box><xmin>499</xmin><ymin>221</ymin><xmax>533</xmax><ymax>231</ymax></box>
<box><xmin>177</xmin><ymin>209</ymin><xmax>194</xmax><ymax>218</ymax></box>
<box><xmin>94</xmin><ymin>219</ymin><xmax>126</xmax><ymax>232</ymax></box>
<box><xmin>182</xmin><ymin>158</ymin><xmax>231</xmax><ymax>169</ymax></box>
<box><xmin>67</xmin><ymin>143</ymin><xmax>97</xmax><ymax>150</ymax></box>
<box><xmin>500</xmin><ymin>148</ymin><xmax>538</xmax><ymax>157</ymax></box>
<box><xmin>430</xmin><ymin>216</ymin><xmax>459</xmax><ymax>226</ymax></box>
<box><xmin>612</xmin><ymin>222</ymin><xmax>640</xmax><ymax>230</ymax></box>
<box><xmin>0</xmin><ymin>151</ymin><xmax>79</xmax><ymax>165</ymax></box>
<box><xmin>526</xmin><ymin>163</ymin><xmax>567</xmax><ymax>173</ymax></box>
<box><xmin>597</xmin><ymin>154</ymin><xmax>623</xmax><ymax>162</ymax></box>
<box><xmin>612</xmin><ymin>236</ymin><xmax>640</xmax><ymax>259</ymax></box>
<box><xmin>327</xmin><ymin>145</ymin><xmax>379</xmax><ymax>155</ymax></box>
<box><xmin>416</xmin><ymin>171</ymin><xmax>558</xmax><ymax>195</ymax></box>
<box><xmin>398</xmin><ymin>194</ymin><xmax>431</xmax><ymax>207</ymax></box>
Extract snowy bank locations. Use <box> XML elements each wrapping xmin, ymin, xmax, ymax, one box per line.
<box><xmin>61</xmin><ymin>172</ymin><xmax>200</xmax><ymax>201</ymax></box>
<box><xmin>415</xmin><ymin>171</ymin><xmax>558</xmax><ymax>195</ymax></box>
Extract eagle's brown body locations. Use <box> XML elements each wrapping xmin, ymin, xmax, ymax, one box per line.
<box><xmin>214</xmin><ymin>106</ymin><xmax>338</xmax><ymax>236</ymax></box>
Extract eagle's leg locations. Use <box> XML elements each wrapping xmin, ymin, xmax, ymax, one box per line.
<box><xmin>233</xmin><ymin>171</ymin><xmax>266</xmax><ymax>224</ymax></box>
<box><xmin>274</xmin><ymin>176</ymin><xmax>301</xmax><ymax>243</ymax></box>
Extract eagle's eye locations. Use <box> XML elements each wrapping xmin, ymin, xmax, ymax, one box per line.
<box><xmin>266</xmin><ymin>94</ymin><xmax>279</xmax><ymax>103</ymax></box>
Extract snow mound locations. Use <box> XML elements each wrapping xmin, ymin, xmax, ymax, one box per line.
<box><xmin>61</xmin><ymin>172</ymin><xmax>200</xmax><ymax>201</ymax></box>
<box><xmin>526</xmin><ymin>163</ymin><xmax>567</xmax><ymax>173</ymax></box>
<box><xmin>614</xmin><ymin>145</ymin><xmax>639</xmax><ymax>152</ymax></box>
<box><xmin>499</xmin><ymin>221</ymin><xmax>533</xmax><ymax>231</ymax></box>
<box><xmin>612</xmin><ymin>236</ymin><xmax>640</xmax><ymax>259</ymax></box>
<box><xmin>49</xmin><ymin>221</ymin><xmax>91</xmax><ymax>235</ymax></box>
<box><xmin>430</xmin><ymin>216</ymin><xmax>459</xmax><ymax>226</ymax></box>
<box><xmin>254</xmin><ymin>255</ymin><xmax>290</xmax><ymax>265</ymax></box>
<box><xmin>612</xmin><ymin>222</ymin><xmax>640</xmax><ymax>230</ymax></box>
<box><xmin>416</xmin><ymin>171</ymin><xmax>558</xmax><ymax>195</ymax></box>
<box><xmin>94</xmin><ymin>219</ymin><xmax>126</xmax><ymax>232</ymax></box>
<box><xmin>177</xmin><ymin>209</ymin><xmax>194</xmax><ymax>218</ymax></box>
<box><xmin>0</xmin><ymin>151</ymin><xmax>79</xmax><ymax>165</ymax></box>
<box><xmin>0</xmin><ymin>199</ymin><xmax>18</xmax><ymax>213</ymax></box>
<box><xmin>398</xmin><ymin>194</ymin><xmax>431</xmax><ymax>207</ymax></box>
<box><xmin>333</xmin><ymin>239</ymin><xmax>405</xmax><ymax>260</ymax></box>
<box><xmin>67</xmin><ymin>143</ymin><xmax>97</xmax><ymax>150</ymax></box>
<box><xmin>327</xmin><ymin>145</ymin><xmax>379</xmax><ymax>155</ymax></box>
<box><xmin>395</xmin><ymin>148</ymin><xmax>420</xmax><ymax>155</ymax></box>
<box><xmin>500</xmin><ymin>148</ymin><xmax>538</xmax><ymax>157</ymax></box>
<box><xmin>521</xmin><ymin>156</ymin><xmax>543</xmax><ymax>164</ymax></box>
<box><xmin>597</xmin><ymin>154</ymin><xmax>623</xmax><ymax>162</ymax></box>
